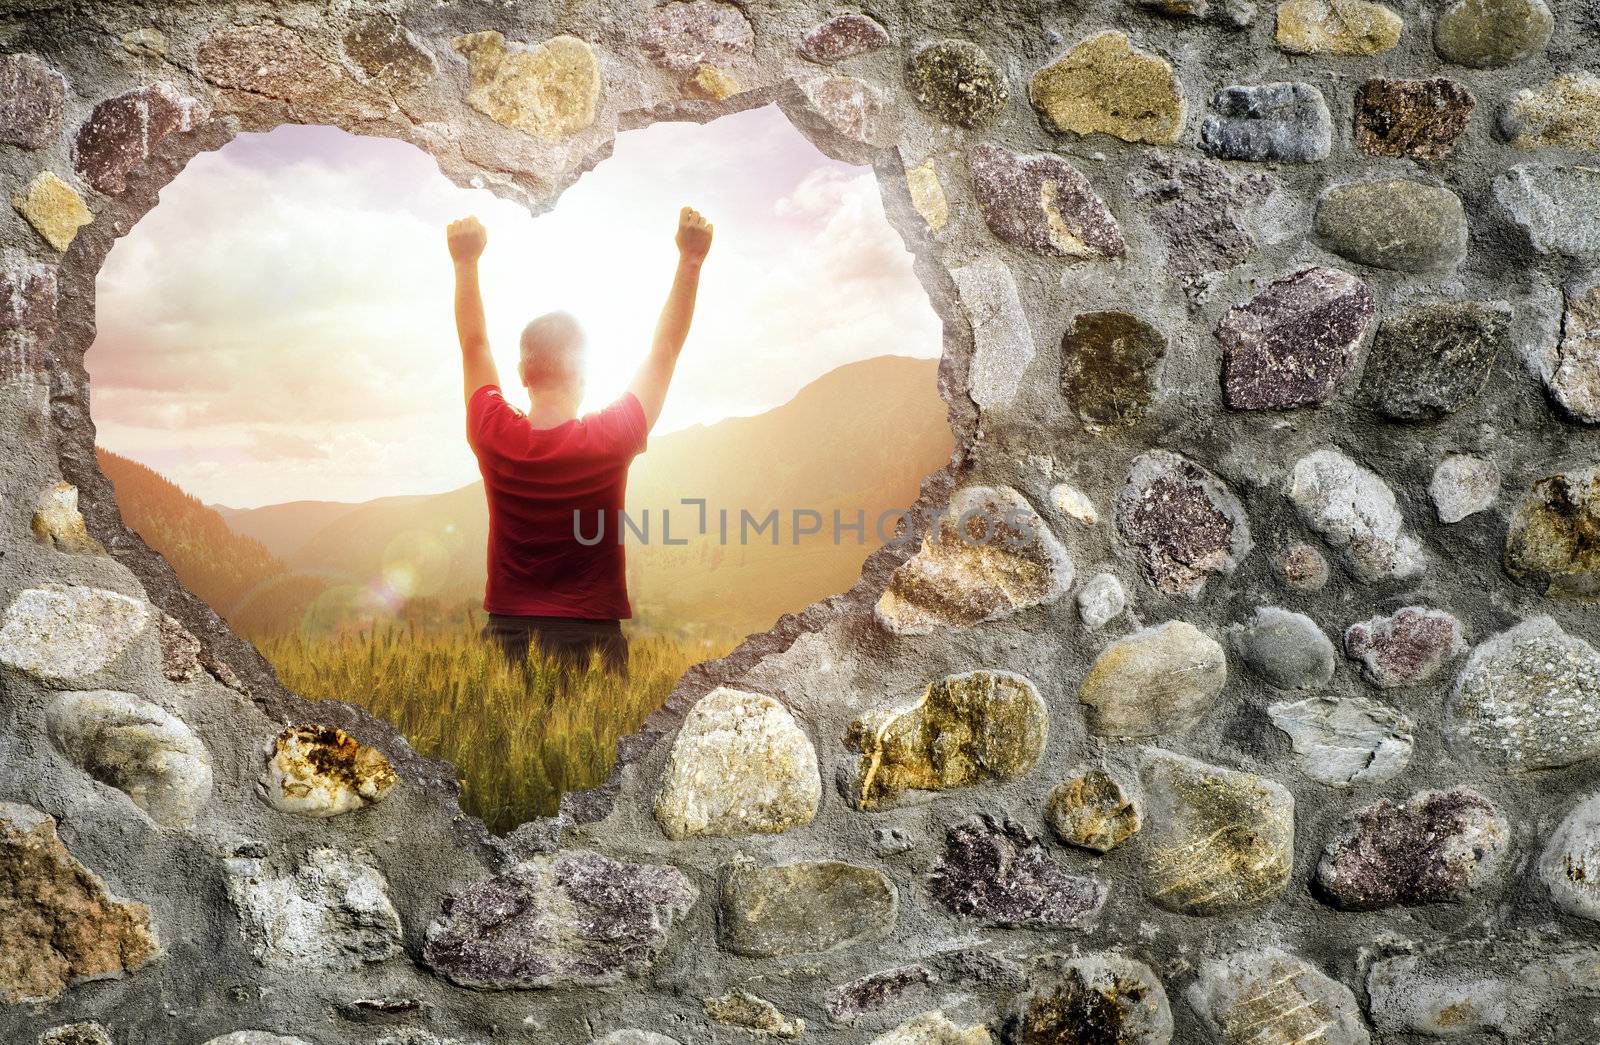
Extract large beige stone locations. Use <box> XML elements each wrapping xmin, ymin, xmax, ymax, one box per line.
<box><xmin>875</xmin><ymin>486</ymin><xmax>1072</xmax><ymax>635</ymax></box>
<box><xmin>46</xmin><ymin>690</ymin><xmax>213</xmax><ymax>828</ymax></box>
<box><xmin>224</xmin><ymin>847</ymin><xmax>403</xmax><ymax>970</ymax></box>
<box><xmin>1029</xmin><ymin>31</ymin><xmax>1185</xmax><ymax>144</ymax></box>
<box><xmin>1502</xmin><ymin>73</ymin><xmax>1600</xmax><ymax>150</ymax></box>
<box><xmin>1138</xmin><ymin>748</ymin><xmax>1295</xmax><ymax>915</ymax></box>
<box><xmin>0</xmin><ymin>584</ymin><xmax>152</xmax><ymax>682</ymax></box>
<box><xmin>847</xmin><ymin>670</ymin><xmax>1048</xmax><ymax>809</ymax></box>
<box><xmin>1189</xmin><ymin>948</ymin><xmax>1371</xmax><ymax>1045</ymax></box>
<box><xmin>718</xmin><ymin>859</ymin><xmax>895</xmax><ymax>957</ymax></box>
<box><xmin>258</xmin><ymin>725</ymin><xmax>398</xmax><ymax>817</ymax></box>
<box><xmin>869</xmin><ymin>1012</ymin><xmax>993</xmax><ymax>1044</ymax></box>
<box><xmin>653</xmin><ymin>687</ymin><xmax>820</xmax><ymax>839</ymax></box>
<box><xmin>452</xmin><ymin>31</ymin><xmax>599</xmax><ymax>142</ymax></box>
<box><xmin>12</xmin><ymin>171</ymin><xmax>92</xmax><ymax>252</ymax></box>
<box><xmin>0</xmin><ymin>802</ymin><xmax>160</xmax><ymax>1003</ymax></box>
<box><xmin>1078</xmin><ymin>621</ymin><xmax>1227</xmax><ymax>737</ymax></box>
<box><xmin>1276</xmin><ymin>0</ymin><xmax>1403</xmax><ymax>55</ymax></box>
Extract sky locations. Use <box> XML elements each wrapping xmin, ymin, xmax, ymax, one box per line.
<box><xmin>88</xmin><ymin>106</ymin><xmax>942</xmax><ymax>508</ymax></box>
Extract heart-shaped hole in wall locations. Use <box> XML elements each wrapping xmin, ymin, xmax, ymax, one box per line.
<box><xmin>85</xmin><ymin>105</ymin><xmax>950</xmax><ymax>832</ymax></box>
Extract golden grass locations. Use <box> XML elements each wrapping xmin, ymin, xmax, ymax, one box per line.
<box><xmin>256</xmin><ymin>623</ymin><xmax>734</xmax><ymax>834</ymax></box>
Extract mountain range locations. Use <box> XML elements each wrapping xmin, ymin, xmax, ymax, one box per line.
<box><xmin>103</xmin><ymin>355</ymin><xmax>952</xmax><ymax>639</ymax></box>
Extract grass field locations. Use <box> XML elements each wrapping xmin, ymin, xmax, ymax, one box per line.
<box><xmin>257</xmin><ymin>624</ymin><xmax>734</xmax><ymax>833</ymax></box>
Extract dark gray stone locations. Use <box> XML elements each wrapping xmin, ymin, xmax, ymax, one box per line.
<box><xmin>969</xmin><ymin>143</ymin><xmax>1124</xmax><ymax>259</ymax></box>
<box><xmin>1218</xmin><ymin>266</ymin><xmax>1374</xmax><ymax>410</ymax></box>
<box><xmin>1315</xmin><ymin>788</ymin><xmax>1509</xmax><ymax>910</ymax></box>
<box><xmin>906</xmin><ymin>40</ymin><xmax>1008</xmax><ymax>128</ymax></box>
<box><xmin>718</xmin><ymin>859</ymin><xmax>895</xmax><ymax>957</ymax></box>
<box><xmin>1200</xmin><ymin>82</ymin><xmax>1331</xmax><ymax>163</ymax></box>
<box><xmin>1231</xmin><ymin>606</ymin><xmax>1335</xmax><ymax>690</ymax></box>
<box><xmin>0</xmin><ymin>53</ymin><xmax>65</xmax><ymax>150</ymax></box>
<box><xmin>1128</xmin><ymin>152</ymin><xmax>1275</xmax><ymax>283</ymax></box>
<box><xmin>1360</xmin><ymin>301</ymin><xmax>1511</xmax><ymax>420</ymax></box>
<box><xmin>926</xmin><ymin>816</ymin><xmax>1106</xmax><ymax>929</ymax></box>
<box><xmin>1115</xmin><ymin>450</ymin><xmax>1253</xmax><ymax>596</ymax></box>
<box><xmin>799</xmin><ymin>14</ymin><xmax>890</xmax><ymax>64</ymax></box>
<box><xmin>422</xmin><ymin>850</ymin><xmax>697</xmax><ymax>988</ymax></box>
<box><xmin>1059</xmin><ymin>310</ymin><xmax>1166</xmax><ymax>427</ymax></box>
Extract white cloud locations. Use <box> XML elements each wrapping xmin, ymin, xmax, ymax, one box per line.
<box><xmin>89</xmin><ymin>106</ymin><xmax>941</xmax><ymax>507</ymax></box>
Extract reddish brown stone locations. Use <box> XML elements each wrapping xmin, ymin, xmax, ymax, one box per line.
<box><xmin>73</xmin><ymin>84</ymin><xmax>204</xmax><ymax>195</ymax></box>
<box><xmin>969</xmin><ymin>143</ymin><xmax>1124</xmax><ymax>259</ymax></box>
<box><xmin>642</xmin><ymin>0</ymin><xmax>754</xmax><ymax>74</ymax></box>
<box><xmin>927</xmin><ymin>816</ymin><xmax>1107</xmax><ymax>929</ymax></box>
<box><xmin>1115</xmin><ymin>450</ymin><xmax>1253</xmax><ymax>597</ymax></box>
<box><xmin>1355</xmin><ymin>78</ymin><xmax>1475</xmax><ymax>161</ymax></box>
<box><xmin>0</xmin><ymin>53</ymin><xmax>65</xmax><ymax>150</ymax></box>
<box><xmin>1129</xmin><ymin>153</ymin><xmax>1275</xmax><ymax>282</ymax></box>
<box><xmin>1218</xmin><ymin>266</ymin><xmax>1374</xmax><ymax>410</ymax></box>
<box><xmin>799</xmin><ymin>14</ymin><xmax>890</xmax><ymax>64</ymax></box>
<box><xmin>1316</xmin><ymin>788</ymin><xmax>1508</xmax><ymax>910</ymax></box>
<box><xmin>1345</xmin><ymin>606</ymin><xmax>1465</xmax><ymax>688</ymax></box>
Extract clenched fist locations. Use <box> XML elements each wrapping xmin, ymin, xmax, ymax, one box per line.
<box><xmin>676</xmin><ymin>206</ymin><xmax>713</xmax><ymax>265</ymax></box>
<box><xmin>447</xmin><ymin>215</ymin><xmax>487</xmax><ymax>265</ymax></box>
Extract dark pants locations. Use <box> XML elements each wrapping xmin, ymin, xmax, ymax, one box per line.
<box><xmin>482</xmin><ymin>614</ymin><xmax>629</xmax><ymax>676</ymax></box>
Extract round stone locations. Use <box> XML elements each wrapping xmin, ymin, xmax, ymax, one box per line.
<box><xmin>1540</xmin><ymin>791</ymin><xmax>1600</xmax><ymax>920</ymax></box>
<box><xmin>0</xmin><ymin>584</ymin><xmax>151</xmax><ymax>682</ymax></box>
<box><xmin>1315</xmin><ymin>788</ymin><xmax>1509</xmax><ymax>910</ymax></box>
<box><xmin>1231</xmin><ymin>606</ymin><xmax>1335</xmax><ymax>691</ymax></box>
<box><xmin>718</xmin><ymin>860</ymin><xmax>896</xmax><ymax>957</ymax></box>
<box><xmin>1014</xmin><ymin>954</ymin><xmax>1173</xmax><ymax>1044</ymax></box>
<box><xmin>799</xmin><ymin>14</ymin><xmax>890</xmax><ymax>64</ymax></box>
<box><xmin>1430</xmin><ymin>454</ymin><xmax>1500</xmax><ymax>523</ymax></box>
<box><xmin>1079</xmin><ymin>621</ymin><xmax>1227</xmax><ymax>737</ymax></box>
<box><xmin>1447</xmin><ymin>616</ymin><xmax>1600</xmax><ymax>771</ymax></box>
<box><xmin>259</xmin><ymin>725</ymin><xmax>397</xmax><ymax>818</ymax></box>
<box><xmin>1115</xmin><ymin>451</ymin><xmax>1253</xmax><ymax>597</ymax></box>
<box><xmin>1029</xmin><ymin>31</ymin><xmax>1185</xmax><ymax>144</ymax></box>
<box><xmin>1076</xmin><ymin>572</ymin><xmax>1127</xmax><ymax>629</ymax></box>
<box><xmin>906</xmin><ymin>40</ymin><xmax>1008</xmax><ymax>128</ymax></box>
<box><xmin>1315</xmin><ymin>180</ymin><xmax>1468</xmax><ymax>273</ymax></box>
<box><xmin>1138</xmin><ymin>748</ymin><xmax>1295</xmax><ymax>915</ymax></box>
<box><xmin>1287</xmin><ymin>449</ymin><xmax>1423</xmax><ymax>583</ymax></box>
<box><xmin>846</xmin><ymin>670</ymin><xmax>1048</xmax><ymax>809</ymax></box>
<box><xmin>1435</xmin><ymin>0</ymin><xmax>1553</xmax><ymax>68</ymax></box>
<box><xmin>1046</xmin><ymin>768</ymin><xmax>1141</xmax><ymax>852</ymax></box>
<box><xmin>653</xmin><ymin>687</ymin><xmax>820</xmax><ymax>839</ymax></box>
<box><xmin>1276</xmin><ymin>0</ymin><xmax>1402</xmax><ymax>54</ymax></box>
<box><xmin>1344</xmin><ymin>606</ymin><xmax>1466</xmax><ymax>688</ymax></box>
<box><xmin>46</xmin><ymin>690</ymin><xmax>214</xmax><ymax>828</ymax></box>
<box><xmin>1276</xmin><ymin>543</ymin><xmax>1330</xmax><ymax>590</ymax></box>
<box><xmin>1500</xmin><ymin>73</ymin><xmax>1600</xmax><ymax>150</ymax></box>
<box><xmin>1189</xmin><ymin>948</ymin><xmax>1370</xmax><ymax>1045</ymax></box>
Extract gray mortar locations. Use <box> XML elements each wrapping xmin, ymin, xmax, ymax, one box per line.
<box><xmin>0</xmin><ymin>0</ymin><xmax>1598</xmax><ymax>1043</ymax></box>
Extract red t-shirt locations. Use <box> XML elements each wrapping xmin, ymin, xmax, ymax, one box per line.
<box><xmin>466</xmin><ymin>385</ymin><xmax>648</xmax><ymax>619</ymax></box>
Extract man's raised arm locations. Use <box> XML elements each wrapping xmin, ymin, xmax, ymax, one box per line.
<box><xmin>448</xmin><ymin>216</ymin><xmax>500</xmax><ymax>404</ymax></box>
<box><xmin>629</xmin><ymin>206</ymin><xmax>713</xmax><ymax>430</ymax></box>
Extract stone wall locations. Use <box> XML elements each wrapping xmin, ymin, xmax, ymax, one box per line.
<box><xmin>1</xmin><ymin>0</ymin><xmax>1598</xmax><ymax>1042</ymax></box>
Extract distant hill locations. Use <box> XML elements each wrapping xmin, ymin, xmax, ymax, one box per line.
<box><xmin>96</xmin><ymin>448</ymin><xmax>328</xmax><ymax>634</ymax></box>
<box><xmin>106</xmin><ymin>354</ymin><xmax>951</xmax><ymax>639</ymax></box>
